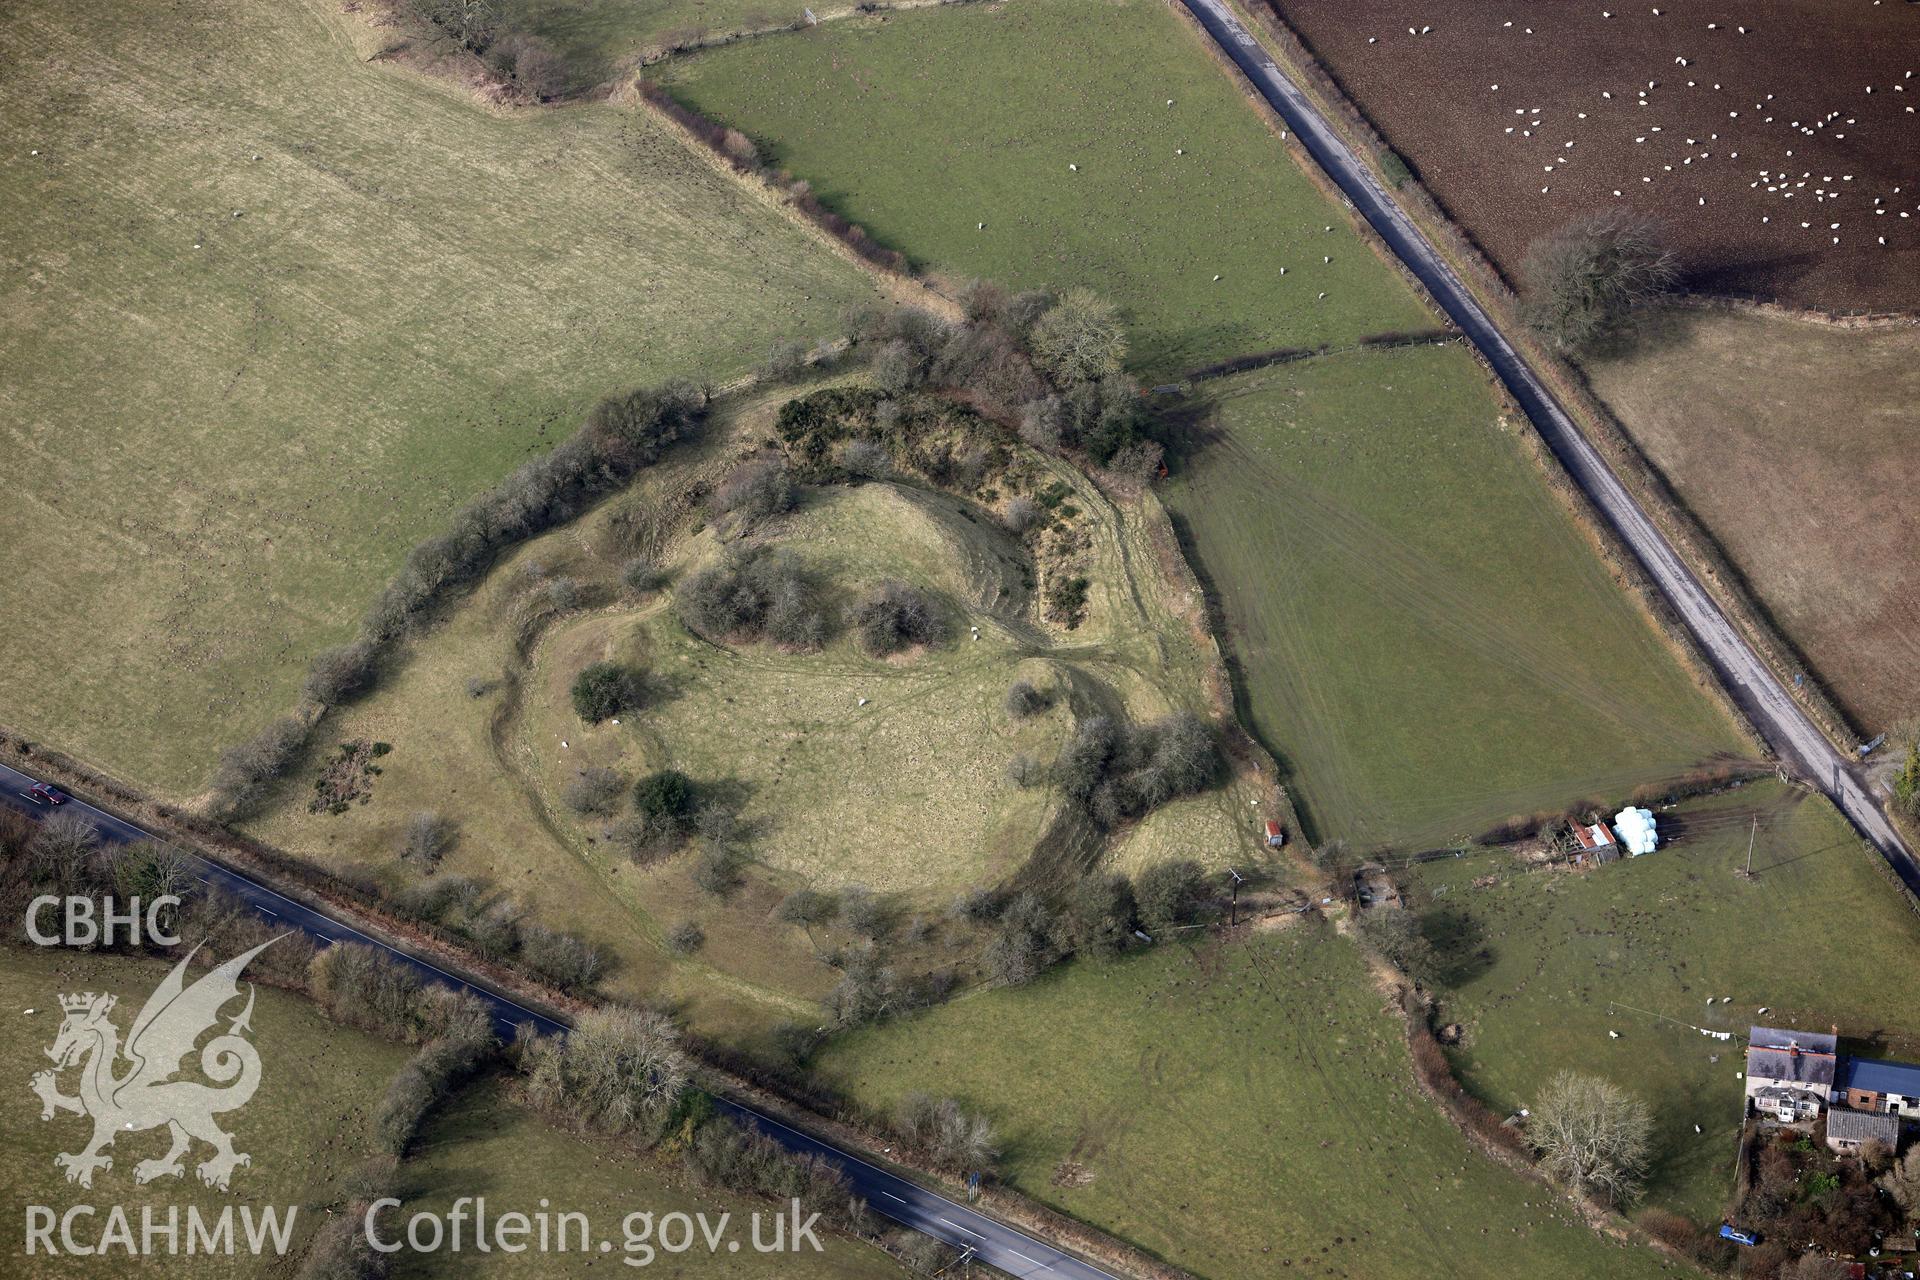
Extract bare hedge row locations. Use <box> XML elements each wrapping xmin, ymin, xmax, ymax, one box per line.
<box><xmin>211</xmin><ymin>382</ymin><xmax>708</xmax><ymax>822</ymax></box>
<box><xmin>635</xmin><ymin>82</ymin><xmax>910</xmax><ymax>275</ymax></box>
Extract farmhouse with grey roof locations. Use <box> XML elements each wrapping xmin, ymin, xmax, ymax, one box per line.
<box><xmin>1744</xmin><ymin>1026</ymin><xmax>1838</xmax><ymax>1118</ymax></box>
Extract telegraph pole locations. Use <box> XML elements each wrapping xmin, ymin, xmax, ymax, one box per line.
<box><xmin>1740</xmin><ymin>815</ymin><xmax>1757</xmax><ymax>880</ymax></box>
<box><xmin>1226</xmin><ymin>867</ymin><xmax>1244</xmax><ymax>926</ymax></box>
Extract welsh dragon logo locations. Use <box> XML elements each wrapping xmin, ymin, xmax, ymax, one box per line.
<box><xmin>30</xmin><ymin>938</ymin><xmax>282</xmax><ymax>1191</ymax></box>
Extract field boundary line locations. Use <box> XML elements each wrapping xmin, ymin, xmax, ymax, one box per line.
<box><xmin>620</xmin><ymin>81</ymin><xmax>963</xmax><ymax>322</ymax></box>
<box><xmin>1664</xmin><ymin>292</ymin><xmax>1920</xmax><ymax>330</ymax></box>
<box><xmin>624</xmin><ymin>0</ymin><xmax>996</xmax><ymax>77</ymax></box>
<box><xmin>1213</xmin><ymin>0</ymin><xmax>1860</xmax><ymax>756</ymax></box>
<box><xmin>1170</xmin><ymin>0</ymin><xmax>1764</xmax><ymax>760</ymax></box>
<box><xmin>1179</xmin><ymin>327</ymin><xmax>1459</xmax><ymax>383</ymax></box>
<box><xmin>1365</xmin><ymin>954</ymin><xmax>1718</xmax><ymax>1274</ymax></box>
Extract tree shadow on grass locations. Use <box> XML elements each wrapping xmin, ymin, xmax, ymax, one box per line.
<box><xmin>1417</xmin><ymin>905</ymin><xmax>1496</xmax><ymax>988</ymax></box>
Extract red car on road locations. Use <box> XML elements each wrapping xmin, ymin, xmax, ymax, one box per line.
<box><xmin>24</xmin><ymin>783</ymin><xmax>67</xmax><ymax>806</ymax></box>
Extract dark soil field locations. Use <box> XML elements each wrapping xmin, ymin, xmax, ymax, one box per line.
<box><xmin>1268</xmin><ymin>0</ymin><xmax>1920</xmax><ymax>310</ymax></box>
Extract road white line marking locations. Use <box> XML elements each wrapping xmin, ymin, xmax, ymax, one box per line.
<box><xmin>880</xmin><ymin>1192</ymin><xmax>905</xmax><ymax>1203</ymax></box>
<box><xmin>1011</xmin><ymin>1249</ymin><xmax>1045</xmax><ymax>1265</ymax></box>
<box><xmin>725</xmin><ymin>1107</ymin><xmax>1124</xmax><ymax>1278</ymax></box>
<box><xmin>4</xmin><ymin>764</ymin><xmax>1123</xmax><ymax>1276</ymax></box>
<box><xmin>939</xmin><ymin>1218</ymin><xmax>984</xmax><ymax>1240</ymax></box>
<box><xmin>256</xmin><ymin>907</ymin><xmax>277</xmax><ymax>919</ymax></box>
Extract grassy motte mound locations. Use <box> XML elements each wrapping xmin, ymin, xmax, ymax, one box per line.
<box><xmin>540</xmin><ymin>538</ymin><xmax>1069</xmax><ymax>896</ymax></box>
<box><xmin>248</xmin><ymin>382</ymin><xmax>1264</xmax><ymax>1041</ymax></box>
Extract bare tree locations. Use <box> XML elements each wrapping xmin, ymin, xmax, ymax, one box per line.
<box><xmin>1880</xmin><ymin>1144</ymin><xmax>1920</xmax><ymax>1220</ymax></box>
<box><xmin>895</xmin><ymin>1092</ymin><xmax>997</xmax><ymax>1170</ymax></box>
<box><xmin>760</xmin><ymin>338</ymin><xmax>810</xmax><ymax>382</ymax></box>
<box><xmin>1018</xmin><ymin>396</ymin><xmax>1064</xmax><ymax>452</ymax></box>
<box><xmin>720</xmin><ymin>128</ymin><xmax>760</xmax><ymax>169</ymax></box>
<box><xmin>852</xmin><ymin>580</ymin><xmax>943</xmax><ymax>656</ymax></box>
<box><xmin>303</xmin><ymin>638</ymin><xmax>377</xmax><ymax>706</ymax></box>
<box><xmin>399</xmin><ymin>811</ymin><xmax>458</xmax><ymax>872</ymax></box>
<box><xmin>489</xmin><ymin>32</ymin><xmax>564</xmax><ymax>99</ymax></box>
<box><xmin>776</xmin><ymin>887</ymin><xmax>837</xmax><ymax>932</ymax></box>
<box><xmin>1521</xmin><ymin>213</ymin><xmax>1678</xmax><ymax>353</ymax></box>
<box><xmin>522</xmin><ymin>1008</ymin><xmax>687</xmax><ymax>1132</ymax></box>
<box><xmin>1028</xmin><ymin>289</ymin><xmax>1127</xmax><ymax>386</ymax></box>
<box><xmin>210</xmin><ymin>716</ymin><xmax>310</xmax><ymax>818</ymax></box>
<box><xmin>30</xmin><ymin>811</ymin><xmax>100</xmax><ymax>885</ymax></box>
<box><xmin>562</xmin><ymin>767</ymin><xmax>625</xmax><ymax>817</ymax></box>
<box><xmin>1004</xmin><ymin>678</ymin><xmax>1050</xmax><ymax>718</ymax></box>
<box><xmin>1528</xmin><ymin>1070</ymin><xmax>1652</xmax><ymax>1204</ymax></box>
<box><xmin>709</xmin><ymin>456</ymin><xmax>795</xmax><ymax>530</ymax></box>
<box><xmin>834</xmin><ymin>438</ymin><xmax>892</xmax><ymax>478</ymax></box>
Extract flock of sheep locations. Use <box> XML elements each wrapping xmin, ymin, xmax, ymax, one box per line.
<box><xmin>1369</xmin><ymin>8</ymin><xmax>1917</xmax><ymax>251</ymax></box>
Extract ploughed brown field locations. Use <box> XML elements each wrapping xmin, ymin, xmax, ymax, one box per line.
<box><xmin>1267</xmin><ymin>0</ymin><xmax>1920</xmax><ymax>311</ymax></box>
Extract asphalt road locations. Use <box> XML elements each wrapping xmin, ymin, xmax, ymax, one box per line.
<box><xmin>1</xmin><ymin>760</ymin><xmax>1116</xmax><ymax>1279</ymax></box>
<box><xmin>1180</xmin><ymin>0</ymin><xmax>1920</xmax><ymax>896</ymax></box>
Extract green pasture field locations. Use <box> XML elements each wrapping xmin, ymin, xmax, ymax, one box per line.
<box><xmin>1586</xmin><ymin>309</ymin><xmax>1920</xmax><ymax>736</ymax></box>
<box><xmin>0</xmin><ymin>0</ymin><xmax>879</xmax><ymax>795</ymax></box>
<box><xmin>1399</xmin><ymin>780</ymin><xmax>1920</xmax><ymax>1223</ymax></box>
<box><xmin>1163</xmin><ymin>345</ymin><xmax>1745</xmax><ymax>850</ymax></box>
<box><xmin>0</xmin><ymin>945</ymin><xmax>411</xmax><ymax>1279</ymax></box>
<box><xmin>393</xmin><ymin>1078</ymin><xmax>907</xmax><ymax>1277</ymax></box>
<box><xmin>656</xmin><ymin>0</ymin><xmax>1433</xmax><ymax>376</ymax></box>
<box><xmin>816</xmin><ymin>924</ymin><xmax>1677</xmax><ymax>1280</ymax></box>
